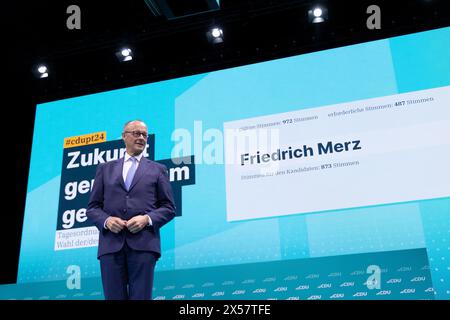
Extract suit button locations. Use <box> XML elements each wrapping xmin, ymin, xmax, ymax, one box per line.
<box><xmin>126</xmin><ymin>196</ymin><xmax>129</xmax><ymax>199</ymax></box>
<box><xmin>123</xmin><ymin>209</ymin><xmax>126</xmax><ymax>213</ymax></box>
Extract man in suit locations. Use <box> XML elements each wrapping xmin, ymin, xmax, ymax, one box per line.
<box><xmin>87</xmin><ymin>120</ymin><xmax>176</xmax><ymax>300</ymax></box>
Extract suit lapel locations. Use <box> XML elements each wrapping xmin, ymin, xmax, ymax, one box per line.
<box><xmin>128</xmin><ymin>157</ymin><xmax>148</xmax><ymax>192</ymax></box>
<box><xmin>115</xmin><ymin>157</ymin><xmax>127</xmax><ymax>191</ymax></box>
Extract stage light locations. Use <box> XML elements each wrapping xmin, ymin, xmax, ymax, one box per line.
<box><xmin>115</xmin><ymin>48</ymin><xmax>133</xmax><ymax>62</ymax></box>
<box><xmin>211</xmin><ymin>28</ymin><xmax>221</xmax><ymax>38</ymax></box>
<box><xmin>144</xmin><ymin>0</ymin><xmax>220</xmax><ymax>20</ymax></box>
<box><xmin>308</xmin><ymin>6</ymin><xmax>328</xmax><ymax>23</ymax></box>
<box><xmin>313</xmin><ymin>8</ymin><xmax>323</xmax><ymax>18</ymax></box>
<box><xmin>206</xmin><ymin>27</ymin><xmax>224</xmax><ymax>44</ymax></box>
<box><xmin>33</xmin><ymin>64</ymin><xmax>49</xmax><ymax>79</ymax></box>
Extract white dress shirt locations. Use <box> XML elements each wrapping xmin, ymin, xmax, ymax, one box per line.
<box><xmin>122</xmin><ymin>152</ymin><xmax>143</xmax><ymax>182</ymax></box>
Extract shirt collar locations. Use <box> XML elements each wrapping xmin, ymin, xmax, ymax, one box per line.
<box><xmin>124</xmin><ymin>152</ymin><xmax>144</xmax><ymax>162</ymax></box>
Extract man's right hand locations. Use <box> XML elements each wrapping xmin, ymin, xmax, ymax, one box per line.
<box><xmin>106</xmin><ymin>217</ymin><xmax>127</xmax><ymax>233</ymax></box>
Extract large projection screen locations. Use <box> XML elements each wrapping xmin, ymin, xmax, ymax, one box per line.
<box><xmin>2</xmin><ymin>27</ymin><xmax>449</xmax><ymax>300</ymax></box>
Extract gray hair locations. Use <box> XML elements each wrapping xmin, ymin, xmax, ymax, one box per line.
<box><xmin>123</xmin><ymin>119</ymin><xmax>147</xmax><ymax>131</ymax></box>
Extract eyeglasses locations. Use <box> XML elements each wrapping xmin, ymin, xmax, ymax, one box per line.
<box><xmin>124</xmin><ymin>131</ymin><xmax>148</xmax><ymax>138</ymax></box>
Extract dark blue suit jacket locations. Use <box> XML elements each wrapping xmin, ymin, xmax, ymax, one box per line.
<box><xmin>87</xmin><ymin>157</ymin><xmax>176</xmax><ymax>259</ymax></box>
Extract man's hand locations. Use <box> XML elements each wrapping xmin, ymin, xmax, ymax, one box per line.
<box><xmin>106</xmin><ymin>217</ymin><xmax>127</xmax><ymax>233</ymax></box>
<box><xmin>127</xmin><ymin>215</ymin><xmax>149</xmax><ymax>234</ymax></box>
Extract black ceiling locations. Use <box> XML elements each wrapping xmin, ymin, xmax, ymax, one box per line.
<box><xmin>5</xmin><ymin>0</ymin><xmax>449</xmax><ymax>103</ymax></box>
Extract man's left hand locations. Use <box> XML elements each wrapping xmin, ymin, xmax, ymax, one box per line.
<box><xmin>127</xmin><ymin>215</ymin><xmax>149</xmax><ymax>233</ymax></box>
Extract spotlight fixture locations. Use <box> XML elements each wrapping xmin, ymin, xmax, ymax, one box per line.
<box><xmin>144</xmin><ymin>0</ymin><xmax>220</xmax><ymax>20</ymax></box>
<box><xmin>33</xmin><ymin>64</ymin><xmax>49</xmax><ymax>79</ymax></box>
<box><xmin>206</xmin><ymin>27</ymin><xmax>224</xmax><ymax>44</ymax></box>
<box><xmin>115</xmin><ymin>48</ymin><xmax>133</xmax><ymax>62</ymax></box>
<box><xmin>308</xmin><ymin>6</ymin><xmax>328</xmax><ymax>23</ymax></box>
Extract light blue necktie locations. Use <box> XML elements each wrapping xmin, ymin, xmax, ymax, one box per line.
<box><xmin>124</xmin><ymin>157</ymin><xmax>137</xmax><ymax>190</ymax></box>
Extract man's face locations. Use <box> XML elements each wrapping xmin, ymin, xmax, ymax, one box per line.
<box><xmin>122</xmin><ymin>121</ymin><xmax>148</xmax><ymax>156</ymax></box>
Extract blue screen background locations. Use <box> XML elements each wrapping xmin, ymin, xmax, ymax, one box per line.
<box><xmin>1</xmin><ymin>27</ymin><xmax>448</xmax><ymax>300</ymax></box>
